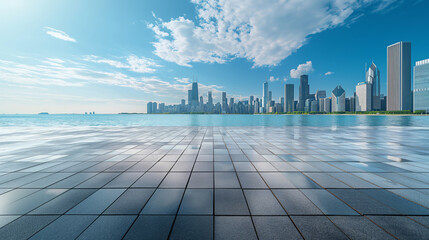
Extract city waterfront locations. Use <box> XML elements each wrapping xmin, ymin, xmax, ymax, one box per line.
<box><xmin>0</xmin><ymin>124</ymin><xmax>428</xmax><ymax>239</ymax></box>
<box><xmin>1</xmin><ymin>114</ymin><xmax>429</xmax><ymax>127</ymax></box>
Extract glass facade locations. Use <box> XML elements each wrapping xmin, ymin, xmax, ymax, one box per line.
<box><xmin>414</xmin><ymin>60</ymin><xmax>429</xmax><ymax>112</ymax></box>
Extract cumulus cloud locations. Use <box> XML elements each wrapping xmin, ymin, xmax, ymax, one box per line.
<box><xmin>290</xmin><ymin>61</ymin><xmax>313</xmax><ymax>79</ymax></box>
<box><xmin>149</xmin><ymin>0</ymin><xmax>398</xmax><ymax>67</ymax></box>
<box><xmin>325</xmin><ymin>71</ymin><xmax>334</xmax><ymax>76</ymax></box>
<box><xmin>269</xmin><ymin>76</ymin><xmax>279</xmax><ymax>82</ymax></box>
<box><xmin>84</xmin><ymin>55</ymin><xmax>160</xmax><ymax>73</ymax></box>
<box><xmin>44</xmin><ymin>27</ymin><xmax>76</xmax><ymax>42</ymax></box>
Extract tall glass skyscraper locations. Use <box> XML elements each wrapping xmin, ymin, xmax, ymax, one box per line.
<box><xmin>298</xmin><ymin>75</ymin><xmax>309</xmax><ymax>111</ymax></box>
<box><xmin>387</xmin><ymin>42</ymin><xmax>412</xmax><ymax>111</ymax></box>
<box><xmin>414</xmin><ymin>59</ymin><xmax>429</xmax><ymax>112</ymax></box>
<box><xmin>366</xmin><ymin>63</ymin><xmax>381</xmax><ymax>110</ymax></box>
<box><xmin>191</xmin><ymin>81</ymin><xmax>199</xmax><ymax>106</ymax></box>
<box><xmin>284</xmin><ymin>84</ymin><xmax>294</xmax><ymax>112</ymax></box>
<box><xmin>262</xmin><ymin>81</ymin><xmax>269</xmax><ymax>113</ymax></box>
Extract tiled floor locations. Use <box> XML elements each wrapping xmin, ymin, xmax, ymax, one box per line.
<box><xmin>0</xmin><ymin>126</ymin><xmax>429</xmax><ymax>239</ymax></box>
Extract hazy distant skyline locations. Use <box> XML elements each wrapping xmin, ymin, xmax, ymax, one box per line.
<box><xmin>0</xmin><ymin>0</ymin><xmax>428</xmax><ymax>113</ymax></box>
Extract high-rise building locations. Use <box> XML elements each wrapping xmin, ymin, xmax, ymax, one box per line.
<box><xmin>284</xmin><ymin>84</ymin><xmax>294</xmax><ymax>112</ymax></box>
<box><xmin>305</xmin><ymin>99</ymin><xmax>312</xmax><ymax>112</ymax></box>
<box><xmin>331</xmin><ymin>86</ymin><xmax>345</xmax><ymax>112</ymax></box>
<box><xmin>324</xmin><ymin>98</ymin><xmax>331</xmax><ymax>113</ymax></box>
<box><xmin>208</xmin><ymin>91</ymin><xmax>213</xmax><ymax>106</ymax></box>
<box><xmin>152</xmin><ymin>102</ymin><xmax>158</xmax><ymax>113</ymax></box>
<box><xmin>249</xmin><ymin>96</ymin><xmax>254</xmax><ymax>114</ymax></box>
<box><xmin>366</xmin><ymin>63</ymin><xmax>381</xmax><ymax>110</ymax></box>
<box><xmin>262</xmin><ymin>81</ymin><xmax>269</xmax><ymax>113</ymax></box>
<box><xmin>229</xmin><ymin>98</ymin><xmax>235</xmax><ymax>113</ymax></box>
<box><xmin>147</xmin><ymin>102</ymin><xmax>153</xmax><ymax>114</ymax></box>
<box><xmin>414</xmin><ymin>58</ymin><xmax>429</xmax><ymax>112</ymax></box>
<box><xmin>298</xmin><ymin>75</ymin><xmax>309</xmax><ymax>111</ymax></box>
<box><xmin>319</xmin><ymin>98</ymin><xmax>325</xmax><ymax>112</ymax></box>
<box><xmin>191</xmin><ymin>81</ymin><xmax>199</xmax><ymax>106</ymax></box>
<box><xmin>269</xmin><ymin>91</ymin><xmax>272</xmax><ymax>102</ymax></box>
<box><xmin>315</xmin><ymin>90</ymin><xmax>326</xmax><ymax>100</ymax></box>
<box><xmin>181</xmin><ymin>99</ymin><xmax>186</xmax><ymax>106</ymax></box>
<box><xmin>387</xmin><ymin>41</ymin><xmax>412</xmax><ymax>111</ymax></box>
<box><xmin>355</xmin><ymin>82</ymin><xmax>372</xmax><ymax>112</ymax></box>
<box><xmin>222</xmin><ymin>92</ymin><xmax>227</xmax><ymax>113</ymax></box>
<box><xmin>187</xmin><ymin>90</ymin><xmax>192</xmax><ymax>105</ymax></box>
<box><xmin>310</xmin><ymin>100</ymin><xmax>318</xmax><ymax>112</ymax></box>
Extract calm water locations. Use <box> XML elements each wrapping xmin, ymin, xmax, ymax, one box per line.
<box><xmin>0</xmin><ymin>114</ymin><xmax>428</xmax><ymax>127</ymax></box>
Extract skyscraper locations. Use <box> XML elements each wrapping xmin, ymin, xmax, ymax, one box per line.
<box><xmin>355</xmin><ymin>82</ymin><xmax>372</xmax><ymax>111</ymax></box>
<box><xmin>187</xmin><ymin>90</ymin><xmax>192</xmax><ymax>106</ymax></box>
<box><xmin>331</xmin><ymin>85</ymin><xmax>345</xmax><ymax>112</ymax></box>
<box><xmin>208</xmin><ymin>91</ymin><xmax>213</xmax><ymax>106</ymax></box>
<box><xmin>262</xmin><ymin>81</ymin><xmax>269</xmax><ymax>113</ymax></box>
<box><xmin>387</xmin><ymin>41</ymin><xmax>412</xmax><ymax>111</ymax></box>
<box><xmin>315</xmin><ymin>90</ymin><xmax>326</xmax><ymax>100</ymax></box>
<box><xmin>191</xmin><ymin>81</ymin><xmax>199</xmax><ymax>106</ymax></box>
<box><xmin>366</xmin><ymin>63</ymin><xmax>381</xmax><ymax>110</ymax></box>
<box><xmin>298</xmin><ymin>75</ymin><xmax>309</xmax><ymax>111</ymax></box>
<box><xmin>414</xmin><ymin>58</ymin><xmax>429</xmax><ymax>112</ymax></box>
<box><xmin>284</xmin><ymin>84</ymin><xmax>294</xmax><ymax>112</ymax></box>
<box><xmin>222</xmin><ymin>92</ymin><xmax>227</xmax><ymax>113</ymax></box>
<box><xmin>249</xmin><ymin>96</ymin><xmax>254</xmax><ymax>113</ymax></box>
<box><xmin>147</xmin><ymin>102</ymin><xmax>153</xmax><ymax>114</ymax></box>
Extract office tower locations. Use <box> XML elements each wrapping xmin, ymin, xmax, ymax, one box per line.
<box><xmin>280</xmin><ymin>97</ymin><xmax>284</xmax><ymax>112</ymax></box>
<box><xmin>315</xmin><ymin>90</ymin><xmax>326</xmax><ymax>100</ymax></box>
<box><xmin>298</xmin><ymin>75</ymin><xmax>309</xmax><ymax>111</ymax></box>
<box><xmin>331</xmin><ymin>86</ymin><xmax>345</xmax><ymax>112</ymax></box>
<box><xmin>159</xmin><ymin>103</ymin><xmax>165</xmax><ymax>113</ymax></box>
<box><xmin>319</xmin><ymin>98</ymin><xmax>325</xmax><ymax>112</ymax></box>
<box><xmin>304</xmin><ymin>99</ymin><xmax>311</xmax><ymax>112</ymax></box>
<box><xmin>414</xmin><ymin>58</ymin><xmax>429</xmax><ymax>112</ymax></box>
<box><xmin>191</xmin><ymin>81</ymin><xmax>199</xmax><ymax>106</ymax></box>
<box><xmin>345</xmin><ymin>98</ymin><xmax>350</xmax><ymax>112</ymax></box>
<box><xmin>200</xmin><ymin>96</ymin><xmax>203</xmax><ymax>104</ymax></box>
<box><xmin>381</xmin><ymin>95</ymin><xmax>387</xmax><ymax>111</ymax></box>
<box><xmin>356</xmin><ymin>82</ymin><xmax>372</xmax><ymax>111</ymax></box>
<box><xmin>229</xmin><ymin>98</ymin><xmax>235</xmax><ymax>113</ymax></box>
<box><xmin>208</xmin><ymin>91</ymin><xmax>213</xmax><ymax>106</ymax></box>
<box><xmin>324</xmin><ymin>98</ymin><xmax>332</xmax><ymax>113</ymax></box>
<box><xmin>147</xmin><ymin>102</ymin><xmax>153</xmax><ymax>114</ymax></box>
<box><xmin>269</xmin><ymin>91</ymin><xmax>272</xmax><ymax>102</ymax></box>
<box><xmin>262</xmin><ymin>81</ymin><xmax>269</xmax><ymax>112</ymax></box>
<box><xmin>350</xmin><ymin>95</ymin><xmax>356</xmax><ymax>112</ymax></box>
<box><xmin>249</xmin><ymin>96</ymin><xmax>254</xmax><ymax>113</ymax></box>
<box><xmin>254</xmin><ymin>97</ymin><xmax>260</xmax><ymax>113</ymax></box>
<box><xmin>222</xmin><ymin>92</ymin><xmax>227</xmax><ymax>113</ymax></box>
<box><xmin>387</xmin><ymin>41</ymin><xmax>412</xmax><ymax>111</ymax></box>
<box><xmin>366</xmin><ymin>63</ymin><xmax>381</xmax><ymax>110</ymax></box>
<box><xmin>152</xmin><ymin>102</ymin><xmax>158</xmax><ymax>113</ymax></box>
<box><xmin>181</xmin><ymin>99</ymin><xmax>186</xmax><ymax>106</ymax></box>
<box><xmin>284</xmin><ymin>84</ymin><xmax>294</xmax><ymax>112</ymax></box>
<box><xmin>187</xmin><ymin>90</ymin><xmax>192</xmax><ymax>105</ymax></box>
<box><xmin>311</xmin><ymin>100</ymin><xmax>318</xmax><ymax>112</ymax></box>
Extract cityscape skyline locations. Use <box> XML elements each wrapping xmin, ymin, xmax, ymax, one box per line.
<box><xmin>148</xmin><ymin>42</ymin><xmax>428</xmax><ymax>114</ymax></box>
<box><xmin>1</xmin><ymin>0</ymin><xmax>429</xmax><ymax>113</ymax></box>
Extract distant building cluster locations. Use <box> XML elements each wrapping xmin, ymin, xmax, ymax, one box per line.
<box><xmin>148</xmin><ymin>41</ymin><xmax>429</xmax><ymax>114</ymax></box>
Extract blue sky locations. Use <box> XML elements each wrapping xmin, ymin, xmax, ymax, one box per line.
<box><xmin>0</xmin><ymin>0</ymin><xmax>428</xmax><ymax>113</ymax></box>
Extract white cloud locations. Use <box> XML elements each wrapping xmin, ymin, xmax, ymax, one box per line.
<box><xmin>325</xmin><ymin>71</ymin><xmax>334</xmax><ymax>76</ymax></box>
<box><xmin>290</xmin><ymin>61</ymin><xmax>313</xmax><ymax>79</ymax></box>
<box><xmin>0</xmin><ymin>57</ymin><xmax>225</xmax><ymax>103</ymax></box>
<box><xmin>84</xmin><ymin>55</ymin><xmax>160</xmax><ymax>73</ymax></box>
<box><xmin>44</xmin><ymin>27</ymin><xmax>76</xmax><ymax>42</ymax></box>
<box><xmin>149</xmin><ymin>0</ymin><xmax>398</xmax><ymax>67</ymax></box>
<box><xmin>269</xmin><ymin>76</ymin><xmax>279</xmax><ymax>82</ymax></box>
<box><xmin>174</xmin><ymin>77</ymin><xmax>191</xmax><ymax>84</ymax></box>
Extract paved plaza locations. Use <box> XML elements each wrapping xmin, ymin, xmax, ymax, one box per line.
<box><xmin>0</xmin><ymin>126</ymin><xmax>429</xmax><ymax>239</ymax></box>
